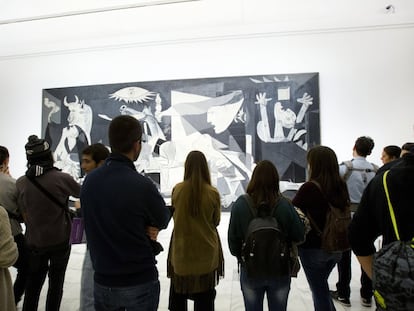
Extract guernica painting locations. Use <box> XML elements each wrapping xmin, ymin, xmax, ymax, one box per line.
<box><xmin>42</xmin><ymin>72</ymin><xmax>320</xmax><ymax>208</ymax></box>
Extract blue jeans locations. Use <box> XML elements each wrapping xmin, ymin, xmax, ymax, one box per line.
<box><xmin>94</xmin><ymin>279</ymin><xmax>160</xmax><ymax>311</ymax></box>
<box><xmin>299</xmin><ymin>248</ymin><xmax>341</xmax><ymax>311</ymax></box>
<box><xmin>240</xmin><ymin>267</ymin><xmax>291</xmax><ymax>311</ymax></box>
<box><xmin>80</xmin><ymin>249</ymin><xmax>94</xmax><ymax>311</ymax></box>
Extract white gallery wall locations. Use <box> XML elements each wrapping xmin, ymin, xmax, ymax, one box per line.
<box><xmin>1</xmin><ymin>0</ymin><xmax>414</xmax><ymax>177</ymax></box>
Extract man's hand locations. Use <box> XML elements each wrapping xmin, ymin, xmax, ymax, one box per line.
<box><xmin>146</xmin><ymin>226</ymin><xmax>159</xmax><ymax>241</ymax></box>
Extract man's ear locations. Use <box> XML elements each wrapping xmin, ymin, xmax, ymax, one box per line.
<box><xmin>97</xmin><ymin>160</ymin><xmax>105</xmax><ymax>167</ymax></box>
<box><xmin>132</xmin><ymin>140</ymin><xmax>142</xmax><ymax>161</ymax></box>
<box><xmin>136</xmin><ymin>140</ymin><xmax>142</xmax><ymax>155</ymax></box>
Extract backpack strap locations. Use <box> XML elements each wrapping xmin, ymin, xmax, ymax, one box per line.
<box><xmin>342</xmin><ymin>160</ymin><xmax>378</xmax><ymax>181</ymax></box>
<box><xmin>382</xmin><ymin>170</ymin><xmax>400</xmax><ymax>241</ymax></box>
<box><xmin>342</xmin><ymin>160</ymin><xmax>353</xmax><ymax>182</ymax></box>
<box><xmin>371</xmin><ymin>163</ymin><xmax>379</xmax><ymax>173</ymax></box>
<box><xmin>242</xmin><ymin>194</ymin><xmax>278</xmax><ymax>218</ymax></box>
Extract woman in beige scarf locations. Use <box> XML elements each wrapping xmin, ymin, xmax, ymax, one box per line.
<box><xmin>0</xmin><ymin>205</ymin><xmax>18</xmax><ymax>311</ymax></box>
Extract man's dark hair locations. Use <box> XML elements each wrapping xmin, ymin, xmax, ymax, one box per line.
<box><xmin>354</xmin><ymin>136</ymin><xmax>375</xmax><ymax>157</ymax></box>
<box><xmin>383</xmin><ymin>145</ymin><xmax>401</xmax><ymax>159</ymax></box>
<box><xmin>0</xmin><ymin>145</ymin><xmax>9</xmax><ymax>165</ymax></box>
<box><xmin>108</xmin><ymin>115</ymin><xmax>142</xmax><ymax>154</ymax></box>
<box><xmin>82</xmin><ymin>143</ymin><xmax>110</xmax><ymax>164</ymax></box>
<box><xmin>401</xmin><ymin>142</ymin><xmax>414</xmax><ymax>152</ymax></box>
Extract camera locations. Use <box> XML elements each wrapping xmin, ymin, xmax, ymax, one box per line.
<box><xmin>385</xmin><ymin>5</ymin><xmax>395</xmax><ymax>12</ymax></box>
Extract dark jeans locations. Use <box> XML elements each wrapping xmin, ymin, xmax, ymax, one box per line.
<box><xmin>23</xmin><ymin>243</ymin><xmax>71</xmax><ymax>311</ymax></box>
<box><xmin>169</xmin><ymin>282</ymin><xmax>216</xmax><ymax>311</ymax></box>
<box><xmin>13</xmin><ymin>233</ymin><xmax>29</xmax><ymax>304</ymax></box>
<box><xmin>299</xmin><ymin>248</ymin><xmax>341</xmax><ymax>311</ymax></box>
<box><xmin>335</xmin><ymin>249</ymin><xmax>373</xmax><ymax>299</ymax></box>
<box><xmin>335</xmin><ymin>249</ymin><xmax>352</xmax><ymax>298</ymax></box>
<box><xmin>360</xmin><ymin>267</ymin><xmax>373</xmax><ymax>299</ymax></box>
<box><xmin>94</xmin><ymin>280</ymin><xmax>160</xmax><ymax>311</ymax></box>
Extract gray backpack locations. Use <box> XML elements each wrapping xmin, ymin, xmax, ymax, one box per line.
<box><xmin>372</xmin><ymin>170</ymin><xmax>414</xmax><ymax>311</ymax></box>
<box><xmin>342</xmin><ymin>160</ymin><xmax>379</xmax><ymax>182</ymax></box>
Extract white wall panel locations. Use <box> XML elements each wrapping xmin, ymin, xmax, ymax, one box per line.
<box><xmin>0</xmin><ymin>0</ymin><xmax>413</xmax><ymax>176</ymax></box>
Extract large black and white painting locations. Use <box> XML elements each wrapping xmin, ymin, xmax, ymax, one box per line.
<box><xmin>42</xmin><ymin>73</ymin><xmax>320</xmax><ymax>207</ymax></box>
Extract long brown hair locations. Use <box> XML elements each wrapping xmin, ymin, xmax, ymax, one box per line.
<box><xmin>183</xmin><ymin>150</ymin><xmax>212</xmax><ymax>216</ymax></box>
<box><xmin>307</xmin><ymin>146</ymin><xmax>350</xmax><ymax>209</ymax></box>
<box><xmin>246</xmin><ymin>160</ymin><xmax>281</xmax><ymax>208</ymax></box>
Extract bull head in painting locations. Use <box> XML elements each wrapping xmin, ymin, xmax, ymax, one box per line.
<box><xmin>64</xmin><ymin>96</ymin><xmax>89</xmax><ymax>128</ymax></box>
<box><xmin>54</xmin><ymin>95</ymin><xmax>93</xmax><ymax>177</ymax></box>
<box><xmin>63</xmin><ymin>96</ymin><xmax>92</xmax><ymax>143</ymax></box>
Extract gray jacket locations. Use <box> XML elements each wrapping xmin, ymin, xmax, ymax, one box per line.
<box><xmin>0</xmin><ymin>173</ymin><xmax>23</xmax><ymax>236</ymax></box>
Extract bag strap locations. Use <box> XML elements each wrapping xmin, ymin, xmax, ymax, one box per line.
<box><xmin>27</xmin><ymin>176</ymin><xmax>68</xmax><ymax>210</ymax></box>
<box><xmin>242</xmin><ymin>194</ymin><xmax>279</xmax><ymax>218</ymax></box>
<box><xmin>342</xmin><ymin>160</ymin><xmax>353</xmax><ymax>182</ymax></box>
<box><xmin>342</xmin><ymin>160</ymin><xmax>377</xmax><ymax>182</ymax></box>
<box><xmin>370</xmin><ymin>163</ymin><xmax>379</xmax><ymax>173</ymax></box>
<box><xmin>382</xmin><ymin>170</ymin><xmax>400</xmax><ymax>241</ymax></box>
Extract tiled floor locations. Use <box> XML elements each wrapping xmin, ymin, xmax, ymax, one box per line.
<box><xmin>11</xmin><ymin>213</ymin><xmax>375</xmax><ymax>310</ymax></box>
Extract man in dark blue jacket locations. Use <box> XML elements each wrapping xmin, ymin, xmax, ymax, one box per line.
<box><xmin>81</xmin><ymin>115</ymin><xmax>171</xmax><ymax>310</ymax></box>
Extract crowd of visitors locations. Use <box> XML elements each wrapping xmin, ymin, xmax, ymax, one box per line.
<box><xmin>1</xmin><ymin>122</ymin><xmax>413</xmax><ymax>311</ymax></box>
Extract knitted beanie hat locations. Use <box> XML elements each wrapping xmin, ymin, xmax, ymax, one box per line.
<box><xmin>25</xmin><ymin>135</ymin><xmax>51</xmax><ymax>161</ymax></box>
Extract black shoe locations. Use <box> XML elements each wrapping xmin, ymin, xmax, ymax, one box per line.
<box><xmin>330</xmin><ymin>290</ymin><xmax>351</xmax><ymax>307</ymax></box>
<box><xmin>361</xmin><ymin>297</ymin><xmax>372</xmax><ymax>307</ymax></box>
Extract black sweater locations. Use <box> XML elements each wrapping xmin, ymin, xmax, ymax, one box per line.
<box><xmin>349</xmin><ymin>153</ymin><xmax>414</xmax><ymax>256</ymax></box>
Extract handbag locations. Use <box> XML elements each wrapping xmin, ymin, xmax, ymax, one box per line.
<box><xmin>289</xmin><ymin>244</ymin><xmax>301</xmax><ymax>277</ymax></box>
<box><xmin>27</xmin><ymin>176</ymin><xmax>85</xmax><ymax>244</ymax></box>
<box><xmin>70</xmin><ymin>217</ymin><xmax>86</xmax><ymax>244</ymax></box>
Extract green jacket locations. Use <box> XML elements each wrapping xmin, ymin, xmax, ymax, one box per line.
<box><xmin>167</xmin><ymin>182</ymin><xmax>224</xmax><ymax>293</ymax></box>
<box><xmin>228</xmin><ymin>195</ymin><xmax>305</xmax><ymax>260</ymax></box>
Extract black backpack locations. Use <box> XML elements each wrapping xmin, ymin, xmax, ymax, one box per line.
<box><xmin>241</xmin><ymin>195</ymin><xmax>290</xmax><ymax>278</ymax></box>
<box><xmin>372</xmin><ymin>170</ymin><xmax>414</xmax><ymax>311</ymax></box>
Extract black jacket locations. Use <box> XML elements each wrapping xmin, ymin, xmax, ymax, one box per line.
<box><xmin>349</xmin><ymin>153</ymin><xmax>414</xmax><ymax>256</ymax></box>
